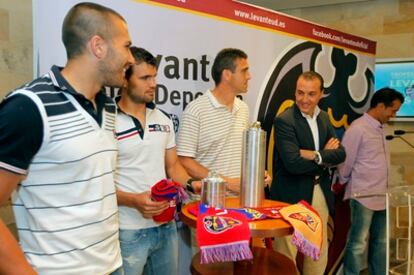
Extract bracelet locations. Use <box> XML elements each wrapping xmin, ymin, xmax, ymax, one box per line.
<box><xmin>186</xmin><ymin>178</ymin><xmax>195</xmax><ymax>193</ymax></box>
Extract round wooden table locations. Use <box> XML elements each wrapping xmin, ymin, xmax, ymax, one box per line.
<box><xmin>180</xmin><ymin>197</ymin><xmax>293</xmax><ymax>238</ymax></box>
<box><xmin>179</xmin><ymin>197</ymin><xmax>296</xmax><ymax>275</ymax></box>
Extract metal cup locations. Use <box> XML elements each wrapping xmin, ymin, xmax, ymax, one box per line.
<box><xmin>201</xmin><ymin>171</ymin><xmax>226</xmax><ymax>208</ymax></box>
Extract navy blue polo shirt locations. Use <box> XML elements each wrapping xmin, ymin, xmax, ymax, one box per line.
<box><xmin>0</xmin><ymin>65</ymin><xmax>108</xmax><ymax>172</ymax></box>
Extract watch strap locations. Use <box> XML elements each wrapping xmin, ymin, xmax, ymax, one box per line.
<box><xmin>186</xmin><ymin>178</ymin><xmax>195</xmax><ymax>193</ymax></box>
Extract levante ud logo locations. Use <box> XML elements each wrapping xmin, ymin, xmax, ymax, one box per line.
<box><xmin>289</xmin><ymin>212</ymin><xmax>319</xmax><ymax>233</ymax></box>
<box><xmin>203</xmin><ymin>215</ymin><xmax>242</xmax><ymax>234</ymax></box>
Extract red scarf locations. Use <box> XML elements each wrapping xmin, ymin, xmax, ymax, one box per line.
<box><xmin>151</xmin><ymin>179</ymin><xmax>188</xmax><ymax>223</ymax></box>
<box><xmin>196</xmin><ymin>206</ymin><xmax>253</xmax><ymax>264</ymax></box>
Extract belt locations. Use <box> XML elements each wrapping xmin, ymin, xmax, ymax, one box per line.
<box><xmin>313</xmin><ymin>176</ymin><xmax>320</xmax><ymax>185</ymax></box>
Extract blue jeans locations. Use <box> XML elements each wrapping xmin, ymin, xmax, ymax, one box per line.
<box><xmin>176</xmin><ymin>221</ymin><xmax>192</xmax><ymax>275</ymax></box>
<box><xmin>110</xmin><ymin>267</ymin><xmax>124</xmax><ymax>275</ymax></box>
<box><xmin>119</xmin><ymin>221</ymin><xmax>178</xmax><ymax>275</ymax></box>
<box><xmin>343</xmin><ymin>199</ymin><xmax>386</xmax><ymax>275</ymax></box>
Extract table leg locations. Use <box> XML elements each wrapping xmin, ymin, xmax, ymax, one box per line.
<box><xmin>191</xmin><ymin>247</ymin><xmax>296</xmax><ymax>275</ymax></box>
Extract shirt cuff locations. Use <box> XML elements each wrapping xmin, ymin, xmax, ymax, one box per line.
<box><xmin>315</xmin><ymin>151</ymin><xmax>323</xmax><ymax>165</ymax></box>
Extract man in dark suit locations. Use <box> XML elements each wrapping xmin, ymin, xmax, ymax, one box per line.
<box><xmin>270</xmin><ymin>71</ymin><xmax>346</xmax><ymax>275</ymax></box>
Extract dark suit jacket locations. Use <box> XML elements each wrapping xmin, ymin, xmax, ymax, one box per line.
<box><xmin>269</xmin><ymin>104</ymin><xmax>346</xmax><ymax>214</ymax></box>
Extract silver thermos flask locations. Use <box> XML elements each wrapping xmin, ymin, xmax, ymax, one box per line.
<box><xmin>240</xmin><ymin>121</ymin><xmax>266</xmax><ymax>208</ymax></box>
<box><xmin>201</xmin><ymin>171</ymin><xmax>226</xmax><ymax>208</ymax></box>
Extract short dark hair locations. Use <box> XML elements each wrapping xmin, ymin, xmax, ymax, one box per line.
<box><xmin>124</xmin><ymin>47</ymin><xmax>157</xmax><ymax>80</ymax></box>
<box><xmin>62</xmin><ymin>2</ymin><xmax>126</xmax><ymax>59</ymax></box>
<box><xmin>370</xmin><ymin>87</ymin><xmax>405</xmax><ymax>109</ymax></box>
<box><xmin>298</xmin><ymin>71</ymin><xmax>324</xmax><ymax>91</ymax></box>
<box><xmin>211</xmin><ymin>48</ymin><xmax>248</xmax><ymax>85</ymax></box>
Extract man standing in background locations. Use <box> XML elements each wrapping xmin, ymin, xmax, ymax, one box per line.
<box><xmin>271</xmin><ymin>71</ymin><xmax>346</xmax><ymax>275</ymax></box>
<box><xmin>115</xmin><ymin>47</ymin><xmax>200</xmax><ymax>275</ymax></box>
<box><xmin>338</xmin><ymin>88</ymin><xmax>404</xmax><ymax>275</ymax></box>
<box><xmin>0</xmin><ymin>3</ymin><xmax>134</xmax><ymax>274</ymax></box>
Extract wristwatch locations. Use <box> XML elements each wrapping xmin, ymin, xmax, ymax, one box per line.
<box><xmin>314</xmin><ymin>151</ymin><xmax>321</xmax><ymax>164</ymax></box>
<box><xmin>186</xmin><ymin>178</ymin><xmax>195</xmax><ymax>193</ymax></box>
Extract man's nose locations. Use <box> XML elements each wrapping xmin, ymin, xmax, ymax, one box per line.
<box><xmin>149</xmin><ymin>77</ymin><xmax>157</xmax><ymax>87</ymax></box>
<box><xmin>127</xmin><ymin>49</ymin><xmax>135</xmax><ymax>65</ymax></box>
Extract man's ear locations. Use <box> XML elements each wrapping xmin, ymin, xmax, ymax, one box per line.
<box><xmin>89</xmin><ymin>35</ymin><xmax>107</xmax><ymax>59</ymax></box>
<box><xmin>222</xmin><ymin>69</ymin><xmax>232</xmax><ymax>82</ymax></box>
<box><xmin>377</xmin><ymin>102</ymin><xmax>386</xmax><ymax>110</ymax></box>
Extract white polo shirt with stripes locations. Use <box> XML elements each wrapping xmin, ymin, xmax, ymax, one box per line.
<box><xmin>177</xmin><ymin>89</ymin><xmax>249</xmax><ymax>179</ymax></box>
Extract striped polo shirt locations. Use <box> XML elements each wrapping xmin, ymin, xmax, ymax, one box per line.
<box><xmin>177</xmin><ymin>90</ymin><xmax>249</xmax><ymax>178</ymax></box>
<box><xmin>2</xmin><ymin>67</ymin><xmax>121</xmax><ymax>274</ymax></box>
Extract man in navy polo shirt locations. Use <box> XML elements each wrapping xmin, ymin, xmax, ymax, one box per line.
<box><xmin>115</xmin><ymin>47</ymin><xmax>200</xmax><ymax>275</ymax></box>
<box><xmin>0</xmin><ymin>3</ymin><xmax>134</xmax><ymax>274</ymax></box>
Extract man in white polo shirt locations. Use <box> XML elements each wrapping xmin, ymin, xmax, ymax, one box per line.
<box><xmin>115</xmin><ymin>47</ymin><xmax>200</xmax><ymax>275</ymax></box>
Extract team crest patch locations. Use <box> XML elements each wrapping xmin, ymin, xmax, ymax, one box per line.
<box><xmin>288</xmin><ymin>212</ymin><xmax>319</xmax><ymax>232</ymax></box>
<box><xmin>203</xmin><ymin>215</ymin><xmax>242</xmax><ymax>234</ymax></box>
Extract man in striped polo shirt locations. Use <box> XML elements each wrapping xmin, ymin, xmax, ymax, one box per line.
<box><xmin>176</xmin><ymin>49</ymin><xmax>254</xmax><ymax>267</ymax></box>
<box><xmin>0</xmin><ymin>3</ymin><xmax>134</xmax><ymax>274</ymax></box>
<box><xmin>177</xmin><ymin>48</ymin><xmax>251</xmax><ymax>192</ymax></box>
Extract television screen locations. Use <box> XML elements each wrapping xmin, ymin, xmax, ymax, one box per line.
<box><xmin>375</xmin><ymin>59</ymin><xmax>414</xmax><ymax>121</ymax></box>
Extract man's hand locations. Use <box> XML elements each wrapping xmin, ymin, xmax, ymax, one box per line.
<box><xmin>132</xmin><ymin>191</ymin><xmax>169</xmax><ymax>219</ymax></box>
<box><xmin>324</xmin><ymin>137</ymin><xmax>340</xmax><ymax>150</ymax></box>
<box><xmin>223</xmin><ymin>177</ymin><xmax>240</xmax><ymax>193</ymax></box>
<box><xmin>264</xmin><ymin>170</ymin><xmax>272</xmax><ymax>187</ymax></box>
<box><xmin>300</xmin><ymin>137</ymin><xmax>340</xmax><ymax>161</ymax></box>
<box><xmin>190</xmin><ymin>180</ymin><xmax>202</xmax><ymax>194</ymax></box>
<box><xmin>300</xmin><ymin>149</ymin><xmax>316</xmax><ymax>161</ymax></box>
<box><xmin>331</xmin><ymin>182</ymin><xmax>346</xmax><ymax>194</ymax></box>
